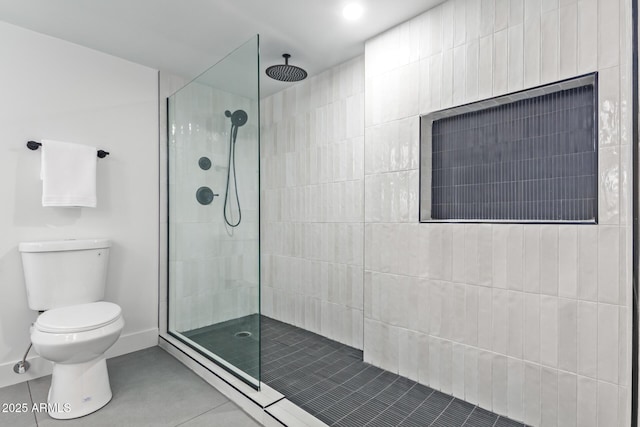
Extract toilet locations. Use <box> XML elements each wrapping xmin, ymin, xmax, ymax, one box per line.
<box><xmin>19</xmin><ymin>239</ymin><xmax>124</xmax><ymax>420</ymax></box>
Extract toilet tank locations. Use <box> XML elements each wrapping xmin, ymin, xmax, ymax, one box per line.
<box><xmin>19</xmin><ymin>239</ymin><xmax>111</xmax><ymax>311</ymax></box>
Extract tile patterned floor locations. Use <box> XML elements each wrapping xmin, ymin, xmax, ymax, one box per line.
<box><xmin>0</xmin><ymin>347</ymin><xmax>261</xmax><ymax>427</ymax></box>
<box><xmin>184</xmin><ymin>313</ymin><xmax>260</xmax><ymax>380</ymax></box>
<box><xmin>186</xmin><ymin>315</ymin><xmax>528</xmax><ymax>427</ymax></box>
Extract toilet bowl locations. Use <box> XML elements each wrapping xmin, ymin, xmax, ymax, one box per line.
<box><xmin>31</xmin><ymin>301</ymin><xmax>124</xmax><ymax>419</ymax></box>
<box><xmin>19</xmin><ymin>239</ymin><xmax>123</xmax><ymax>419</ymax></box>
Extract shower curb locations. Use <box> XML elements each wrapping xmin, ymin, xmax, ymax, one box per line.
<box><xmin>159</xmin><ymin>335</ymin><xmax>329</xmax><ymax>427</ymax></box>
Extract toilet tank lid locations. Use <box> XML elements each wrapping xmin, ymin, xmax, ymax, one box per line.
<box><xmin>19</xmin><ymin>239</ymin><xmax>111</xmax><ymax>253</ymax></box>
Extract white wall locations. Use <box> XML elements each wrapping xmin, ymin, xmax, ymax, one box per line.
<box><xmin>0</xmin><ymin>22</ymin><xmax>159</xmax><ymax>387</ymax></box>
<box><xmin>261</xmin><ymin>56</ymin><xmax>365</xmax><ymax>349</ymax></box>
<box><xmin>363</xmin><ymin>1</ymin><xmax>632</xmax><ymax>426</ymax></box>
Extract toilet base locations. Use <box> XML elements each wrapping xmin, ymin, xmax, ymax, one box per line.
<box><xmin>47</xmin><ymin>356</ymin><xmax>112</xmax><ymax>419</ymax></box>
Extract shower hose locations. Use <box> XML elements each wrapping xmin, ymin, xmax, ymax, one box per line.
<box><xmin>224</xmin><ymin>123</ymin><xmax>241</xmax><ymax>227</ymax></box>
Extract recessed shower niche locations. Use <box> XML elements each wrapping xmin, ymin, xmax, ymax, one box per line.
<box><xmin>420</xmin><ymin>73</ymin><xmax>598</xmax><ymax>223</ymax></box>
<box><xmin>167</xmin><ymin>35</ymin><xmax>261</xmax><ymax>387</ymax></box>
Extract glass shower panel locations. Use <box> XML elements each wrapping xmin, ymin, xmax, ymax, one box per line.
<box><xmin>167</xmin><ymin>36</ymin><xmax>260</xmax><ymax>387</ymax></box>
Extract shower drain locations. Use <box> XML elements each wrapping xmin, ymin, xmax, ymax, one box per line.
<box><xmin>234</xmin><ymin>331</ymin><xmax>252</xmax><ymax>338</ymax></box>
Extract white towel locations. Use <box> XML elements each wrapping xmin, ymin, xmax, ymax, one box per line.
<box><xmin>40</xmin><ymin>139</ymin><xmax>97</xmax><ymax>207</ymax></box>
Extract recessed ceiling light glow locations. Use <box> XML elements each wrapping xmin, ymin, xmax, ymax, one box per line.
<box><xmin>343</xmin><ymin>3</ymin><xmax>364</xmax><ymax>20</ymax></box>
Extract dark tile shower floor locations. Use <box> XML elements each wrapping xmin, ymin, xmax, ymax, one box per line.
<box><xmin>185</xmin><ymin>315</ymin><xmax>527</xmax><ymax>427</ymax></box>
<box><xmin>183</xmin><ymin>314</ymin><xmax>261</xmax><ymax>379</ymax></box>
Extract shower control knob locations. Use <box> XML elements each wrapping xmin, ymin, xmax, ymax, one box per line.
<box><xmin>196</xmin><ymin>187</ymin><xmax>219</xmax><ymax>205</ymax></box>
<box><xmin>198</xmin><ymin>157</ymin><xmax>212</xmax><ymax>170</ymax></box>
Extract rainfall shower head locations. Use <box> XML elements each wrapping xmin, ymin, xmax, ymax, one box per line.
<box><xmin>266</xmin><ymin>54</ymin><xmax>308</xmax><ymax>82</ymax></box>
<box><xmin>225</xmin><ymin>109</ymin><xmax>248</xmax><ymax>127</ymax></box>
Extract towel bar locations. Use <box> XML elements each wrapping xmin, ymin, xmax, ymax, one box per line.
<box><xmin>27</xmin><ymin>141</ymin><xmax>110</xmax><ymax>158</ymax></box>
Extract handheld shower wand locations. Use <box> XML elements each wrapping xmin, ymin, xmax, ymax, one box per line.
<box><xmin>223</xmin><ymin>109</ymin><xmax>247</xmax><ymax>227</ymax></box>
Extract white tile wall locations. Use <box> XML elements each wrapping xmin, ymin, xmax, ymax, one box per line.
<box><xmin>464</xmin><ymin>346</ymin><xmax>478</xmax><ymax>404</ymax></box>
<box><xmin>480</xmin><ymin>0</ymin><xmax>495</xmax><ymax>36</ymax></box>
<box><xmin>524</xmin><ymin>9</ymin><xmax>541</xmax><ymax>87</ymax></box>
<box><xmin>169</xmin><ymin>79</ymin><xmax>260</xmax><ymax>332</ymax></box>
<box><xmin>450</xmin><ymin>342</ymin><xmax>464</xmax><ymax>397</ymax></box>
<box><xmin>493</xmin><ymin>28</ymin><xmax>509</xmax><ymax>94</ymax></box>
<box><xmin>508</xmin><ymin>291</ymin><xmax>524</xmax><ymax>358</ymax></box>
<box><xmin>257</xmin><ymin>1</ymin><xmax>633</xmax><ymax>425</ymax></box>
<box><xmin>477</xmin><ymin>350</ymin><xmax>493</xmax><ymax>408</ymax></box>
<box><xmin>508</xmin><ymin>24</ymin><xmax>524</xmax><ymax>91</ymax></box>
<box><xmin>577</xmin><ymin>375</ymin><xmax>598</xmax><ymax>427</ymax></box>
<box><xmin>578</xmin><ymin>0</ymin><xmax>598</xmax><ymax>74</ymax></box>
<box><xmin>261</xmin><ymin>56</ymin><xmax>365</xmax><ymax>349</ymax></box>
<box><xmin>507</xmin><ymin>358</ymin><xmax>524</xmax><ymax>420</ymax></box>
<box><xmin>495</xmin><ymin>0</ymin><xmax>509</xmax><ymax>31</ymax></box>
<box><xmin>540</xmin><ymin>9</ymin><xmax>559</xmax><ymax>83</ymax></box>
<box><xmin>524</xmin><ymin>362</ymin><xmax>542</xmax><ymax>425</ymax></box>
<box><xmin>558</xmin><ymin>298</ymin><xmax>578</xmax><ymax>372</ymax></box>
<box><xmin>510</xmin><ymin>0</ymin><xmax>524</xmax><ymax>25</ymax></box>
<box><xmin>558</xmin><ymin>226</ymin><xmax>578</xmax><ymax>298</ymax></box>
<box><xmin>558</xmin><ymin>371</ymin><xmax>578</xmax><ymax>427</ymax></box>
<box><xmin>558</xmin><ymin>3</ymin><xmax>578</xmax><ymax>78</ymax></box>
<box><xmin>363</xmin><ymin>0</ymin><xmax>632</xmax><ymax>425</ymax></box>
<box><xmin>541</xmin><ymin>367</ymin><xmax>559</xmax><ymax>427</ymax></box>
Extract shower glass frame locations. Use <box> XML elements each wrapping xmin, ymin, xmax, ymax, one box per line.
<box><xmin>166</xmin><ymin>35</ymin><xmax>261</xmax><ymax>389</ymax></box>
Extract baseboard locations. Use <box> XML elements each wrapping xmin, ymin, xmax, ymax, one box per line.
<box><xmin>0</xmin><ymin>327</ymin><xmax>158</xmax><ymax>388</ymax></box>
<box><xmin>105</xmin><ymin>327</ymin><xmax>158</xmax><ymax>359</ymax></box>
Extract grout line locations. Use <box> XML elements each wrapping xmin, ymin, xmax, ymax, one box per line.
<box><xmin>266</xmin><ymin>347</ymin><xmax>343</xmax><ymax>381</ymax></box>
<box><xmin>283</xmin><ymin>359</ymin><xmax>366</xmax><ymax>411</ymax></box>
<box><xmin>275</xmin><ymin>354</ymin><xmax>359</xmax><ymax>399</ymax></box>
<box><xmin>26</xmin><ymin>380</ymin><xmax>38</xmax><ymax>427</ymax></box>
<box><xmin>172</xmin><ymin>408</ymin><xmax>217</xmax><ymax>427</ymax></box>
<box><xmin>367</xmin><ymin>384</ymin><xmax>434</xmax><ymax>427</ymax></box>
<box><xmin>361</xmin><ymin>385</ymin><xmax>408</xmax><ymax>427</ymax></box>
<box><xmin>459</xmin><ymin>405</ymin><xmax>479</xmax><ymax>427</ymax></box>
<box><xmin>428</xmin><ymin>397</ymin><xmax>456</xmax><ymax>427</ymax></box>
<box><xmin>263</xmin><ymin>342</ymin><xmax>311</xmax><ymax>366</ymax></box>
<box><xmin>270</xmin><ymin>337</ymin><xmax>352</xmax><ymax>378</ymax></box>
<box><xmin>172</xmin><ymin>398</ymin><xmax>234</xmax><ymax>427</ymax></box>
<box><xmin>319</xmin><ymin>369</ymin><xmax>389</xmax><ymax>426</ymax></box>
<box><xmin>400</xmin><ymin>388</ymin><xmax>436</xmax><ymax>423</ymax></box>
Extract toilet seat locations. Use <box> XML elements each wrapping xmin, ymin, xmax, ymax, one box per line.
<box><xmin>36</xmin><ymin>301</ymin><xmax>122</xmax><ymax>333</ymax></box>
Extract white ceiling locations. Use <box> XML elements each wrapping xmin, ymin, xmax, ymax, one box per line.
<box><xmin>0</xmin><ymin>0</ymin><xmax>444</xmax><ymax>97</ymax></box>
